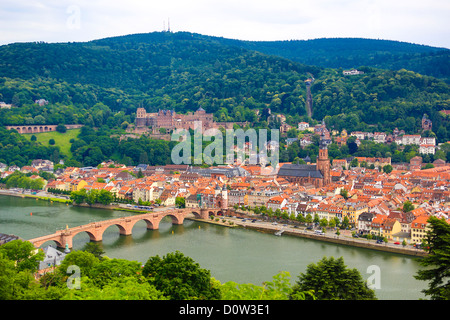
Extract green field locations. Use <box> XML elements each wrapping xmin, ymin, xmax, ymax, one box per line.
<box><xmin>24</xmin><ymin>129</ymin><xmax>80</xmax><ymax>157</ymax></box>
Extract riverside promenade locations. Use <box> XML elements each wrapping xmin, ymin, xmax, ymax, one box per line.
<box><xmin>221</xmin><ymin>215</ymin><xmax>428</xmax><ymax>257</ymax></box>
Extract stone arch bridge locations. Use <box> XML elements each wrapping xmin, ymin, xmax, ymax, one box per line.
<box><xmin>28</xmin><ymin>207</ymin><xmax>226</xmax><ymax>249</ymax></box>
<box><xmin>6</xmin><ymin>124</ymin><xmax>83</xmax><ymax>134</ymax></box>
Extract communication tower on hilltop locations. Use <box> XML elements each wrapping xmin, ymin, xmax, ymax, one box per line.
<box><xmin>163</xmin><ymin>18</ymin><xmax>171</xmax><ymax>32</ymax></box>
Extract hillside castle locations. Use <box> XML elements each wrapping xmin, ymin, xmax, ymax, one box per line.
<box><xmin>135</xmin><ymin>107</ymin><xmax>235</xmax><ymax>131</ymax></box>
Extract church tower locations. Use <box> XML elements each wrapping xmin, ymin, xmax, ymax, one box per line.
<box><xmin>316</xmin><ymin>133</ymin><xmax>331</xmax><ymax>186</ymax></box>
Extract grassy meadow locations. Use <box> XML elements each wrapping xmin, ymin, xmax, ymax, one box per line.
<box><xmin>24</xmin><ymin>128</ymin><xmax>80</xmax><ymax>157</ymax></box>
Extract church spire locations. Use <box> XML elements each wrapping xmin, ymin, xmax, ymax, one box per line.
<box><xmin>317</xmin><ymin>130</ymin><xmax>331</xmax><ymax>186</ymax></box>
<box><xmin>319</xmin><ymin>130</ymin><xmax>327</xmax><ymax>150</ymax></box>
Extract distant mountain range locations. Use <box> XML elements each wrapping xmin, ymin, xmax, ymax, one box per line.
<box><xmin>96</xmin><ymin>32</ymin><xmax>450</xmax><ymax>82</ymax></box>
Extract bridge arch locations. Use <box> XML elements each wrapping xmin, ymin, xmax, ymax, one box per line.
<box><xmin>146</xmin><ymin>212</ymin><xmax>184</xmax><ymax>230</ymax></box>
<box><xmin>70</xmin><ymin>229</ymin><xmax>102</xmax><ymax>243</ymax></box>
<box><xmin>34</xmin><ymin>238</ymin><xmax>64</xmax><ymax>249</ymax></box>
<box><xmin>190</xmin><ymin>211</ymin><xmax>203</xmax><ymax>219</ymax></box>
<box><xmin>161</xmin><ymin>212</ymin><xmax>184</xmax><ymax>225</ymax></box>
<box><xmin>139</xmin><ymin>218</ymin><xmax>158</xmax><ymax>230</ymax></box>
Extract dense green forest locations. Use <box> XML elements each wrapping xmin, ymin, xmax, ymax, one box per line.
<box><xmin>0</xmin><ymin>31</ymin><xmax>449</xmax><ymax>167</ymax></box>
<box><xmin>216</xmin><ymin>37</ymin><xmax>450</xmax><ymax>83</ymax></box>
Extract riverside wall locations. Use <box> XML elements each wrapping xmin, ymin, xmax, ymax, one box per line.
<box><xmin>240</xmin><ymin>223</ymin><xmax>428</xmax><ymax>257</ymax></box>
<box><xmin>228</xmin><ymin>209</ymin><xmax>428</xmax><ymax>257</ymax></box>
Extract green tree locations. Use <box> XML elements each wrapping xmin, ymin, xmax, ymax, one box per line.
<box><xmin>0</xmin><ymin>252</ymin><xmax>21</xmax><ymax>299</ymax></box>
<box><xmin>402</xmin><ymin>201</ymin><xmax>415</xmax><ymax>213</ymax></box>
<box><xmin>88</xmin><ymin>258</ymin><xmax>143</xmax><ymax>289</ymax></box>
<box><xmin>415</xmin><ymin>217</ymin><xmax>450</xmax><ymax>300</ymax></box>
<box><xmin>0</xmin><ymin>251</ymin><xmax>44</xmax><ymax>300</ymax></box>
<box><xmin>290</xmin><ymin>256</ymin><xmax>377</xmax><ymax>300</ymax></box>
<box><xmin>305</xmin><ymin>213</ymin><xmax>313</xmax><ymax>224</ymax></box>
<box><xmin>221</xmin><ymin>271</ymin><xmax>313</xmax><ymax>300</ymax></box>
<box><xmin>62</xmin><ymin>276</ymin><xmax>166</xmax><ymax>300</ymax></box>
<box><xmin>382</xmin><ymin>164</ymin><xmax>393</xmax><ymax>174</ymax></box>
<box><xmin>142</xmin><ymin>251</ymin><xmax>221</xmax><ymax>300</ymax></box>
<box><xmin>30</xmin><ymin>178</ymin><xmax>45</xmax><ymax>190</ymax></box>
<box><xmin>56</xmin><ymin>124</ymin><xmax>67</xmax><ymax>133</ymax></box>
<box><xmin>82</xmin><ymin>242</ymin><xmax>105</xmax><ymax>260</ymax></box>
<box><xmin>313</xmin><ymin>213</ymin><xmax>320</xmax><ymax>224</ymax></box>
<box><xmin>57</xmin><ymin>250</ymin><xmax>99</xmax><ymax>279</ymax></box>
<box><xmin>350</xmin><ymin>157</ymin><xmax>358</xmax><ymax>167</ymax></box>
<box><xmin>70</xmin><ymin>189</ymin><xmax>88</xmax><ymax>204</ymax></box>
<box><xmin>319</xmin><ymin>218</ymin><xmax>328</xmax><ymax>228</ymax></box>
<box><xmin>340</xmin><ymin>188</ymin><xmax>349</xmax><ymax>199</ymax></box>
<box><xmin>0</xmin><ymin>239</ymin><xmax>44</xmax><ymax>272</ymax></box>
<box><xmin>341</xmin><ymin>216</ymin><xmax>350</xmax><ymax>229</ymax></box>
<box><xmin>97</xmin><ymin>189</ymin><xmax>114</xmax><ymax>205</ymax></box>
<box><xmin>86</xmin><ymin>189</ymin><xmax>99</xmax><ymax>205</ymax></box>
<box><xmin>175</xmin><ymin>196</ymin><xmax>186</xmax><ymax>208</ymax></box>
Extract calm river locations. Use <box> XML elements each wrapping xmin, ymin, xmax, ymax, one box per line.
<box><xmin>0</xmin><ymin>194</ymin><xmax>427</xmax><ymax>300</ymax></box>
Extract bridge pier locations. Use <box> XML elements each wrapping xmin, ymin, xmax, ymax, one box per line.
<box><xmin>55</xmin><ymin>233</ymin><xmax>72</xmax><ymax>249</ymax></box>
<box><xmin>117</xmin><ymin>219</ymin><xmax>134</xmax><ymax>236</ymax></box>
<box><xmin>199</xmin><ymin>208</ymin><xmax>210</xmax><ymax>220</ymax></box>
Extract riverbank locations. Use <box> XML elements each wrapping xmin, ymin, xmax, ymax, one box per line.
<box><xmin>0</xmin><ymin>189</ymin><xmax>153</xmax><ymax>214</ymax></box>
<box><xmin>223</xmin><ymin>216</ymin><xmax>428</xmax><ymax>257</ymax></box>
<box><xmin>188</xmin><ymin>217</ymin><xmax>238</xmax><ymax>228</ymax></box>
<box><xmin>72</xmin><ymin>202</ymin><xmax>148</xmax><ymax>214</ymax></box>
<box><xmin>0</xmin><ymin>189</ymin><xmax>72</xmax><ymax>204</ymax></box>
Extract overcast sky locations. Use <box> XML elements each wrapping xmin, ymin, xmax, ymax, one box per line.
<box><xmin>1</xmin><ymin>0</ymin><xmax>449</xmax><ymax>48</ymax></box>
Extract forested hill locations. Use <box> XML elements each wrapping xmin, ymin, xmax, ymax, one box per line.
<box><xmin>90</xmin><ymin>33</ymin><xmax>450</xmax><ymax>82</ymax></box>
<box><xmin>0</xmin><ymin>31</ymin><xmax>319</xmax><ymax>94</ymax></box>
<box><xmin>0</xmin><ymin>31</ymin><xmax>319</xmax><ymax>116</ymax></box>
<box><xmin>215</xmin><ymin>37</ymin><xmax>450</xmax><ymax>83</ymax></box>
<box><xmin>0</xmin><ymin>31</ymin><xmax>448</xmax><ymax>141</ymax></box>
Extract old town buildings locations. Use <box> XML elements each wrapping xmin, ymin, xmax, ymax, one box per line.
<box><xmin>25</xmin><ymin>156</ymin><xmax>448</xmax><ymax>245</ymax></box>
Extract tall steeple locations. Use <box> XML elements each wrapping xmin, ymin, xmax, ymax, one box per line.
<box><xmin>316</xmin><ymin>132</ymin><xmax>331</xmax><ymax>186</ymax></box>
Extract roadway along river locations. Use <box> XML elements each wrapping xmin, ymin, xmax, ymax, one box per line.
<box><xmin>0</xmin><ymin>194</ymin><xmax>428</xmax><ymax>300</ymax></box>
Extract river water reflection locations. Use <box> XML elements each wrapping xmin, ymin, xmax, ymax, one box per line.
<box><xmin>0</xmin><ymin>195</ymin><xmax>427</xmax><ymax>300</ymax></box>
